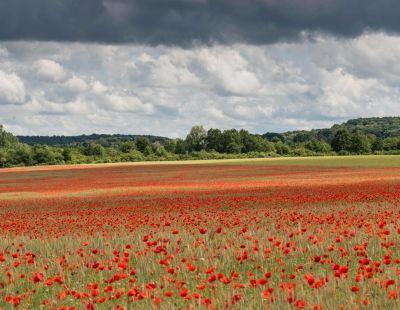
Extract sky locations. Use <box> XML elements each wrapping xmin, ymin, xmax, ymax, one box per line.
<box><xmin>0</xmin><ymin>1</ymin><xmax>399</xmax><ymax>137</ymax></box>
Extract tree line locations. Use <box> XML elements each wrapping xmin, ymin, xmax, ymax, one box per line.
<box><xmin>1</xmin><ymin>122</ymin><xmax>400</xmax><ymax>168</ymax></box>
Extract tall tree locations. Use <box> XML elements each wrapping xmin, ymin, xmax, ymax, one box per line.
<box><xmin>119</xmin><ymin>141</ymin><xmax>135</xmax><ymax>153</ymax></box>
<box><xmin>350</xmin><ymin>131</ymin><xmax>371</xmax><ymax>154</ymax></box>
<box><xmin>32</xmin><ymin>145</ymin><xmax>59</xmax><ymax>165</ymax></box>
<box><xmin>0</xmin><ymin>149</ymin><xmax>7</xmax><ymax>167</ymax></box>
<box><xmin>206</xmin><ymin>128</ymin><xmax>223</xmax><ymax>152</ymax></box>
<box><xmin>383</xmin><ymin>137</ymin><xmax>400</xmax><ymax>151</ymax></box>
<box><xmin>305</xmin><ymin>139</ymin><xmax>332</xmax><ymax>153</ymax></box>
<box><xmin>82</xmin><ymin>142</ymin><xmax>105</xmax><ymax>157</ymax></box>
<box><xmin>135</xmin><ymin>137</ymin><xmax>151</xmax><ymax>153</ymax></box>
<box><xmin>331</xmin><ymin>128</ymin><xmax>352</xmax><ymax>153</ymax></box>
<box><xmin>241</xmin><ymin>130</ymin><xmax>275</xmax><ymax>153</ymax></box>
<box><xmin>222</xmin><ymin>129</ymin><xmax>242</xmax><ymax>153</ymax></box>
<box><xmin>164</xmin><ymin>139</ymin><xmax>178</xmax><ymax>153</ymax></box>
<box><xmin>372</xmin><ymin>138</ymin><xmax>384</xmax><ymax>152</ymax></box>
<box><xmin>8</xmin><ymin>144</ymin><xmax>33</xmax><ymax>166</ymax></box>
<box><xmin>185</xmin><ymin>126</ymin><xmax>207</xmax><ymax>152</ymax></box>
<box><xmin>174</xmin><ymin>138</ymin><xmax>186</xmax><ymax>154</ymax></box>
<box><xmin>0</xmin><ymin>125</ymin><xmax>18</xmax><ymax>148</ymax></box>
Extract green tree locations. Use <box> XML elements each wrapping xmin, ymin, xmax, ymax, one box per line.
<box><xmin>104</xmin><ymin>147</ymin><xmax>120</xmax><ymax>162</ymax></box>
<box><xmin>293</xmin><ymin>131</ymin><xmax>317</xmax><ymax>143</ymax></box>
<box><xmin>0</xmin><ymin>149</ymin><xmax>8</xmax><ymax>167</ymax></box>
<box><xmin>143</xmin><ymin>145</ymin><xmax>153</xmax><ymax>156</ymax></box>
<box><xmin>241</xmin><ymin>132</ymin><xmax>275</xmax><ymax>153</ymax></box>
<box><xmin>135</xmin><ymin>137</ymin><xmax>151</xmax><ymax>153</ymax></box>
<box><xmin>174</xmin><ymin>138</ymin><xmax>186</xmax><ymax>154</ymax></box>
<box><xmin>291</xmin><ymin>145</ymin><xmax>308</xmax><ymax>156</ymax></box>
<box><xmin>256</xmin><ymin>138</ymin><xmax>276</xmax><ymax>153</ymax></box>
<box><xmin>331</xmin><ymin>128</ymin><xmax>352</xmax><ymax>153</ymax></box>
<box><xmin>0</xmin><ymin>125</ymin><xmax>18</xmax><ymax>148</ymax></box>
<box><xmin>222</xmin><ymin>129</ymin><xmax>242</xmax><ymax>153</ymax></box>
<box><xmin>119</xmin><ymin>141</ymin><xmax>135</xmax><ymax>153</ymax></box>
<box><xmin>82</xmin><ymin>142</ymin><xmax>105</xmax><ymax>157</ymax></box>
<box><xmin>185</xmin><ymin>126</ymin><xmax>207</xmax><ymax>152</ymax></box>
<box><xmin>271</xmin><ymin>136</ymin><xmax>282</xmax><ymax>143</ymax></box>
<box><xmin>32</xmin><ymin>145</ymin><xmax>59</xmax><ymax>165</ymax></box>
<box><xmin>152</xmin><ymin>141</ymin><xmax>169</xmax><ymax>157</ymax></box>
<box><xmin>274</xmin><ymin>141</ymin><xmax>290</xmax><ymax>155</ymax></box>
<box><xmin>304</xmin><ymin>139</ymin><xmax>332</xmax><ymax>153</ymax></box>
<box><xmin>62</xmin><ymin>148</ymin><xmax>73</xmax><ymax>162</ymax></box>
<box><xmin>9</xmin><ymin>143</ymin><xmax>32</xmax><ymax>166</ymax></box>
<box><xmin>350</xmin><ymin>131</ymin><xmax>371</xmax><ymax>154</ymax></box>
<box><xmin>263</xmin><ymin>133</ymin><xmax>285</xmax><ymax>142</ymax></box>
<box><xmin>121</xmin><ymin>150</ymin><xmax>145</xmax><ymax>162</ymax></box>
<box><xmin>383</xmin><ymin>137</ymin><xmax>400</xmax><ymax>151</ymax></box>
<box><xmin>206</xmin><ymin>128</ymin><xmax>223</xmax><ymax>152</ymax></box>
<box><xmin>239</xmin><ymin>130</ymin><xmax>253</xmax><ymax>153</ymax></box>
<box><xmin>164</xmin><ymin>139</ymin><xmax>178</xmax><ymax>153</ymax></box>
<box><xmin>372</xmin><ymin>138</ymin><xmax>384</xmax><ymax>152</ymax></box>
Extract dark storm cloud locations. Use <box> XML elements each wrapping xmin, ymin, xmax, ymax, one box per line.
<box><xmin>0</xmin><ymin>0</ymin><xmax>400</xmax><ymax>45</ymax></box>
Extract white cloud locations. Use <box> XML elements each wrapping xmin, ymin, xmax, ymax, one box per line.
<box><xmin>101</xmin><ymin>94</ymin><xmax>154</xmax><ymax>114</ymax></box>
<box><xmin>0</xmin><ymin>70</ymin><xmax>26</xmax><ymax>105</ymax></box>
<box><xmin>64</xmin><ymin>76</ymin><xmax>88</xmax><ymax>92</ymax></box>
<box><xmin>292</xmin><ymin>32</ymin><xmax>400</xmax><ymax>83</ymax></box>
<box><xmin>91</xmin><ymin>80</ymin><xmax>108</xmax><ymax>94</ymax></box>
<box><xmin>198</xmin><ymin>47</ymin><xmax>261</xmax><ymax>95</ymax></box>
<box><xmin>35</xmin><ymin>59</ymin><xmax>68</xmax><ymax>82</ymax></box>
<box><xmin>133</xmin><ymin>51</ymin><xmax>201</xmax><ymax>88</ymax></box>
<box><xmin>315</xmin><ymin>67</ymin><xmax>398</xmax><ymax>117</ymax></box>
<box><xmin>0</xmin><ymin>33</ymin><xmax>399</xmax><ymax>136</ymax></box>
<box><xmin>319</xmin><ymin>68</ymin><xmax>370</xmax><ymax>114</ymax></box>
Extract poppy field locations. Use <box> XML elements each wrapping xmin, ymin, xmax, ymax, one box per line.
<box><xmin>1</xmin><ymin>156</ymin><xmax>400</xmax><ymax>309</ymax></box>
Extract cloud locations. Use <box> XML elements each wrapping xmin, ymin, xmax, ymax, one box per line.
<box><xmin>132</xmin><ymin>52</ymin><xmax>201</xmax><ymax>88</ymax></box>
<box><xmin>198</xmin><ymin>48</ymin><xmax>261</xmax><ymax>95</ymax></box>
<box><xmin>35</xmin><ymin>59</ymin><xmax>68</xmax><ymax>82</ymax></box>
<box><xmin>316</xmin><ymin>68</ymin><xmax>395</xmax><ymax>117</ymax></box>
<box><xmin>1</xmin><ymin>0</ymin><xmax>400</xmax><ymax>45</ymax></box>
<box><xmin>305</xmin><ymin>33</ymin><xmax>400</xmax><ymax>83</ymax></box>
<box><xmin>64</xmin><ymin>76</ymin><xmax>88</xmax><ymax>92</ymax></box>
<box><xmin>100</xmin><ymin>94</ymin><xmax>155</xmax><ymax>114</ymax></box>
<box><xmin>0</xmin><ymin>70</ymin><xmax>26</xmax><ymax>105</ymax></box>
<box><xmin>0</xmin><ymin>33</ymin><xmax>399</xmax><ymax>136</ymax></box>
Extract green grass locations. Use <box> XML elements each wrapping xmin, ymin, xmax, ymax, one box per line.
<box><xmin>2</xmin><ymin>155</ymin><xmax>400</xmax><ymax>173</ymax></box>
<box><xmin>123</xmin><ymin>155</ymin><xmax>400</xmax><ymax>168</ymax></box>
<box><xmin>219</xmin><ymin>155</ymin><xmax>400</xmax><ymax>167</ymax></box>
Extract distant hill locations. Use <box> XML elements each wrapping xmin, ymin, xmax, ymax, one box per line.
<box><xmin>16</xmin><ymin>117</ymin><xmax>400</xmax><ymax>147</ymax></box>
<box><xmin>333</xmin><ymin>117</ymin><xmax>400</xmax><ymax>138</ymax></box>
<box><xmin>263</xmin><ymin>117</ymin><xmax>400</xmax><ymax>144</ymax></box>
<box><xmin>17</xmin><ymin>134</ymin><xmax>169</xmax><ymax>147</ymax></box>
